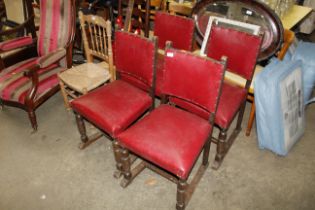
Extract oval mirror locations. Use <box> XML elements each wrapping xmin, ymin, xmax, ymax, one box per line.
<box><xmin>192</xmin><ymin>0</ymin><xmax>284</xmax><ymax>61</ymax></box>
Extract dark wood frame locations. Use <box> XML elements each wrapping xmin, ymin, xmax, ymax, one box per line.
<box><xmin>0</xmin><ymin>0</ymin><xmax>76</xmax><ymax>131</ymax></box>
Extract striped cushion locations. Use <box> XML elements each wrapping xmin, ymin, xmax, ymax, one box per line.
<box><xmin>0</xmin><ymin>58</ymin><xmax>65</xmax><ymax>104</ymax></box>
<box><xmin>37</xmin><ymin>0</ymin><xmax>73</xmax><ymax>56</ymax></box>
<box><xmin>0</xmin><ymin>36</ymin><xmax>33</xmax><ymax>51</ymax></box>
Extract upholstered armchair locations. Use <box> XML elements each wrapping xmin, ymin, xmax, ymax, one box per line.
<box><xmin>0</xmin><ymin>0</ymin><xmax>76</xmax><ymax>130</ymax></box>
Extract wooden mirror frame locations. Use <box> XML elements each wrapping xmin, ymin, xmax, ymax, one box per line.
<box><xmin>192</xmin><ymin>0</ymin><xmax>284</xmax><ymax>61</ymax></box>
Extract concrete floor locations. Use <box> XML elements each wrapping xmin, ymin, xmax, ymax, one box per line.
<box><xmin>0</xmin><ymin>91</ymin><xmax>314</xmax><ymax>210</ymax></box>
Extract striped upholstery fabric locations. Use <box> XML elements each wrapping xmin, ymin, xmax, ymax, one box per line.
<box><xmin>38</xmin><ymin>0</ymin><xmax>73</xmax><ymax>56</ymax></box>
<box><xmin>0</xmin><ymin>58</ymin><xmax>61</xmax><ymax>103</ymax></box>
<box><xmin>0</xmin><ymin>36</ymin><xmax>33</xmax><ymax>51</ymax></box>
<box><xmin>0</xmin><ymin>0</ymin><xmax>73</xmax><ymax>105</ymax></box>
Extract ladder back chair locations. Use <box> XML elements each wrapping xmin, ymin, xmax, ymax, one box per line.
<box><xmin>70</xmin><ymin>31</ymin><xmax>157</xmax><ymax>152</ymax></box>
<box><xmin>58</xmin><ymin>11</ymin><xmax>115</xmax><ymax>110</ymax></box>
<box><xmin>114</xmin><ymin>45</ymin><xmax>226</xmax><ymax>210</ymax></box>
<box><xmin>0</xmin><ymin>0</ymin><xmax>76</xmax><ymax>130</ymax></box>
<box><xmin>153</xmin><ymin>11</ymin><xmax>195</xmax><ymax>95</ymax></box>
<box><xmin>205</xmin><ymin>23</ymin><xmax>263</xmax><ymax>169</ymax></box>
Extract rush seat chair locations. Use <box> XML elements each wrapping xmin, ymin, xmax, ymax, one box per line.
<box><xmin>0</xmin><ymin>0</ymin><xmax>37</xmax><ymax>70</ymax></box>
<box><xmin>0</xmin><ymin>0</ymin><xmax>76</xmax><ymax>130</ymax></box>
<box><xmin>70</xmin><ymin>31</ymin><xmax>157</xmax><ymax>152</ymax></box>
<box><xmin>205</xmin><ymin>23</ymin><xmax>263</xmax><ymax>169</ymax></box>
<box><xmin>153</xmin><ymin>11</ymin><xmax>194</xmax><ymax>95</ymax></box>
<box><xmin>114</xmin><ymin>45</ymin><xmax>226</xmax><ymax>210</ymax></box>
<box><xmin>58</xmin><ymin>11</ymin><xmax>115</xmax><ymax>110</ymax></box>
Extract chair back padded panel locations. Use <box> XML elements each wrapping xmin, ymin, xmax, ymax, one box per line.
<box><xmin>163</xmin><ymin>49</ymin><xmax>225</xmax><ymax>117</ymax></box>
<box><xmin>154</xmin><ymin>12</ymin><xmax>194</xmax><ymax>50</ymax></box>
<box><xmin>115</xmin><ymin>31</ymin><xmax>156</xmax><ymax>91</ymax></box>
<box><xmin>206</xmin><ymin>25</ymin><xmax>262</xmax><ymax>80</ymax></box>
<box><xmin>38</xmin><ymin>0</ymin><xmax>73</xmax><ymax>56</ymax></box>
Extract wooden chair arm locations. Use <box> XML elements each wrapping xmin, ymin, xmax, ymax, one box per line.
<box><xmin>35</xmin><ymin>48</ymin><xmax>67</xmax><ymax>68</ymax></box>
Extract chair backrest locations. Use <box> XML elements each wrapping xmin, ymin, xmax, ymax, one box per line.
<box><xmin>206</xmin><ymin>23</ymin><xmax>262</xmax><ymax>82</ymax></box>
<box><xmin>79</xmin><ymin>11</ymin><xmax>114</xmax><ymax>80</ymax></box>
<box><xmin>115</xmin><ymin>31</ymin><xmax>157</xmax><ymax>93</ymax></box>
<box><xmin>163</xmin><ymin>48</ymin><xmax>226</xmax><ymax>121</ymax></box>
<box><xmin>154</xmin><ymin>12</ymin><xmax>194</xmax><ymax>50</ymax></box>
<box><xmin>37</xmin><ymin>0</ymin><xmax>76</xmax><ymax>56</ymax></box>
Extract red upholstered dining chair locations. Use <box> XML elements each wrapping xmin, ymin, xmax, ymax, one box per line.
<box><xmin>0</xmin><ymin>0</ymin><xmax>76</xmax><ymax>130</ymax></box>
<box><xmin>205</xmin><ymin>23</ymin><xmax>263</xmax><ymax>169</ymax></box>
<box><xmin>114</xmin><ymin>45</ymin><xmax>226</xmax><ymax>210</ymax></box>
<box><xmin>0</xmin><ymin>0</ymin><xmax>37</xmax><ymax>70</ymax></box>
<box><xmin>70</xmin><ymin>31</ymin><xmax>157</xmax><ymax>153</ymax></box>
<box><xmin>153</xmin><ymin>11</ymin><xmax>195</xmax><ymax>95</ymax></box>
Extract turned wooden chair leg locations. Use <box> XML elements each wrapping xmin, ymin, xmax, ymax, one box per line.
<box><xmin>235</xmin><ymin>102</ymin><xmax>246</xmax><ymax>132</ymax></box>
<box><xmin>74</xmin><ymin>113</ymin><xmax>89</xmax><ymax>149</ymax></box>
<box><xmin>58</xmin><ymin>77</ymin><xmax>71</xmax><ymax>110</ymax></box>
<box><xmin>28</xmin><ymin>110</ymin><xmax>38</xmax><ymax>131</ymax></box>
<box><xmin>0</xmin><ymin>99</ymin><xmax>3</xmax><ymax>110</ymax></box>
<box><xmin>202</xmin><ymin>139</ymin><xmax>211</xmax><ymax>166</ymax></box>
<box><xmin>112</xmin><ymin>140</ymin><xmax>123</xmax><ymax>179</ymax></box>
<box><xmin>176</xmin><ymin>179</ymin><xmax>187</xmax><ymax>210</ymax></box>
<box><xmin>0</xmin><ymin>58</ymin><xmax>5</xmax><ymax>70</ymax></box>
<box><xmin>212</xmin><ymin>129</ymin><xmax>227</xmax><ymax>170</ymax></box>
<box><xmin>120</xmin><ymin>148</ymin><xmax>132</xmax><ymax>188</ymax></box>
<box><xmin>246</xmin><ymin>101</ymin><xmax>256</xmax><ymax>136</ymax></box>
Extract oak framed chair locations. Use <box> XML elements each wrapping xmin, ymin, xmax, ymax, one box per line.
<box><xmin>153</xmin><ymin>11</ymin><xmax>195</xmax><ymax>96</ymax></box>
<box><xmin>205</xmin><ymin>23</ymin><xmax>263</xmax><ymax>169</ymax></box>
<box><xmin>58</xmin><ymin>11</ymin><xmax>115</xmax><ymax>110</ymax></box>
<box><xmin>0</xmin><ymin>0</ymin><xmax>76</xmax><ymax>130</ymax></box>
<box><xmin>70</xmin><ymin>31</ymin><xmax>157</xmax><ymax>153</ymax></box>
<box><xmin>114</xmin><ymin>45</ymin><xmax>226</xmax><ymax>210</ymax></box>
<box><xmin>0</xmin><ymin>0</ymin><xmax>37</xmax><ymax>70</ymax></box>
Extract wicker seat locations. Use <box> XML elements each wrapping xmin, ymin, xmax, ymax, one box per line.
<box><xmin>58</xmin><ymin>11</ymin><xmax>114</xmax><ymax>110</ymax></box>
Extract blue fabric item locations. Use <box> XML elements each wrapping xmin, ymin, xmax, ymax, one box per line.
<box><xmin>255</xmin><ymin>59</ymin><xmax>305</xmax><ymax>156</ymax></box>
<box><xmin>292</xmin><ymin>41</ymin><xmax>315</xmax><ymax>105</ymax></box>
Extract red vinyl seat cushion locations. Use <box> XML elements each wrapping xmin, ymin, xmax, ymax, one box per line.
<box><xmin>117</xmin><ymin>104</ymin><xmax>212</xmax><ymax>179</ymax></box>
<box><xmin>71</xmin><ymin>80</ymin><xmax>152</xmax><ymax>137</ymax></box>
<box><xmin>169</xmin><ymin>82</ymin><xmax>247</xmax><ymax>129</ymax></box>
<box><xmin>216</xmin><ymin>82</ymin><xmax>247</xmax><ymax>128</ymax></box>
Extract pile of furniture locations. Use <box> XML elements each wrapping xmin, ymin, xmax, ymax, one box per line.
<box><xmin>2</xmin><ymin>0</ymin><xmax>301</xmax><ymax>209</ymax></box>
